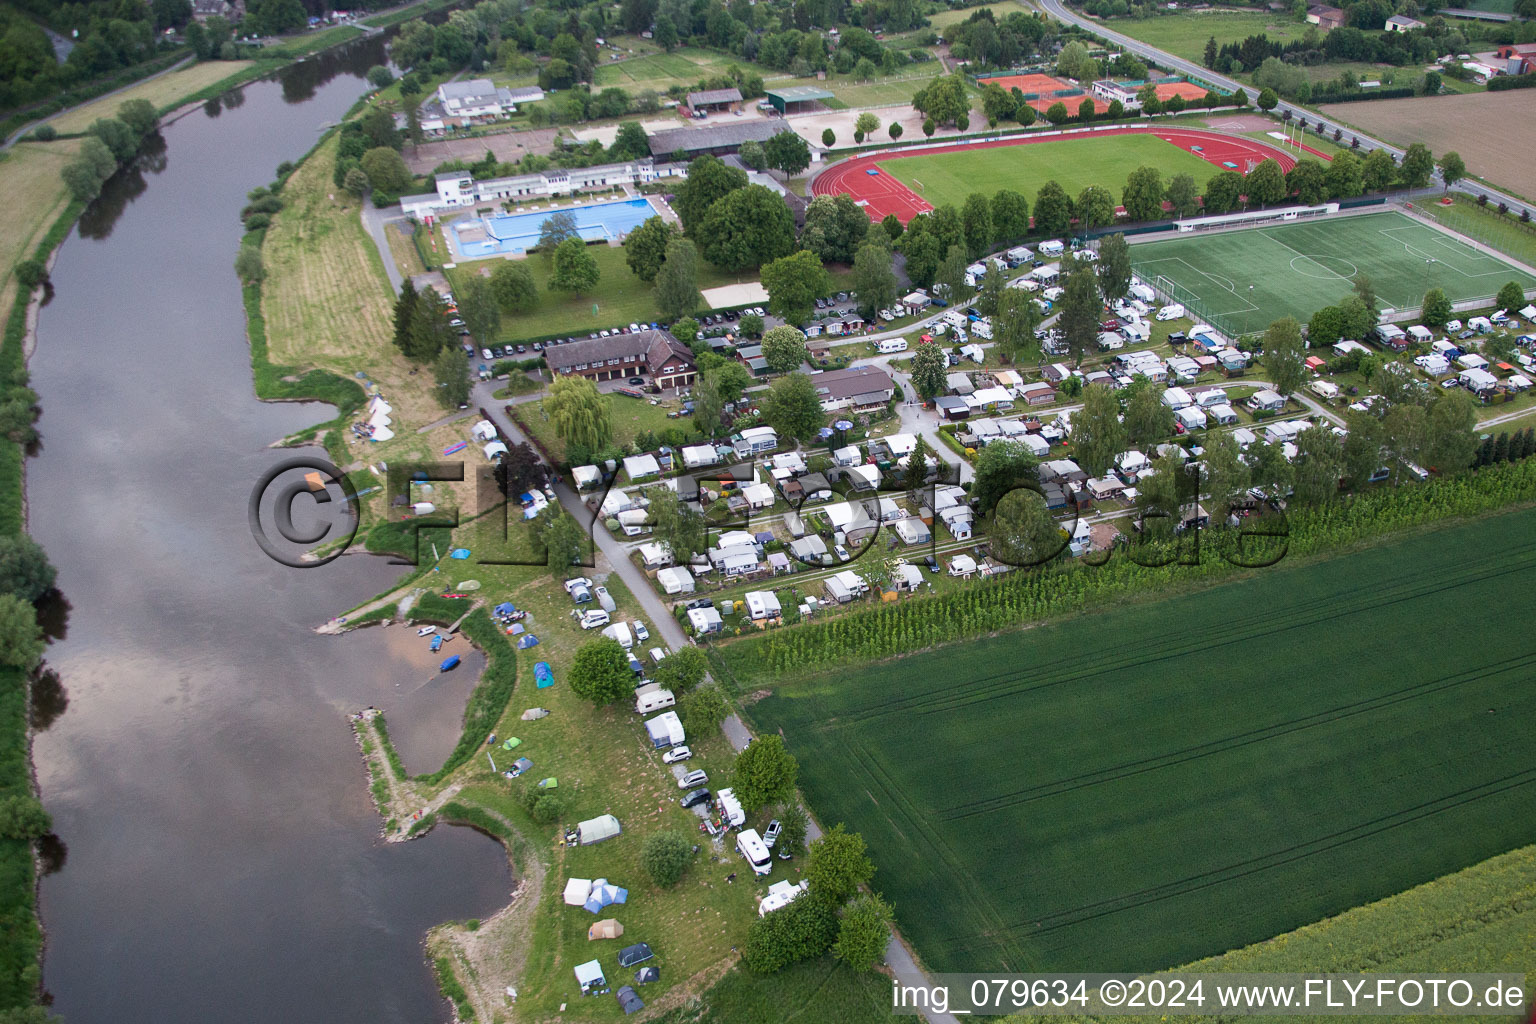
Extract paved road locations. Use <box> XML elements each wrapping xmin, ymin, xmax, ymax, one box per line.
<box><xmin>1036</xmin><ymin>0</ymin><xmax>1531</xmax><ymax>219</ymax></box>
<box><xmin>472</xmin><ymin>379</ymin><xmax>690</xmax><ymax>653</ymax></box>
<box><xmin>362</xmin><ymin>203</ymin><xmax>408</xmax><ymax>293</ymax></box>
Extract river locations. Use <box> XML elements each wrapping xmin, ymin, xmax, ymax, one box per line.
<box><xmin>27</xmin><ymin>36</ymin><xmax>512</xmax><ymax>1024</ymax></box>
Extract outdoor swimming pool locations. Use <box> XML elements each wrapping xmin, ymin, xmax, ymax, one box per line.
<box><xmin>452</xmin><ymin>198</ymin><xmax>656</xmax><ymax>257</ymax></box>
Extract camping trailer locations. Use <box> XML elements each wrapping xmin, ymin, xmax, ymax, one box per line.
<box><xmin>634</xmin><ymin>685</ymin><xmax>676</xmax><ymax>714</ymax></box>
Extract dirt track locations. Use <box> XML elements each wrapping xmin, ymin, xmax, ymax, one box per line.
<box><xmin>1321</xmin><ymin>91</ymin><xmax>1536</xmax><ymax>198</ymax></box>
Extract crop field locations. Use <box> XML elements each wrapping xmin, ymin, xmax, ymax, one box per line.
<box><xmin>741</xmin><ymin>506</ymin><xmax>1536</xmax><ymax>973</ymax></box>
<box><xmin>1129</xmin><ymin>210</ymin><xmax>1536</xmax><ymax>337</ymax></box>
<box><xmin>875</xmin><ymin>133</ymin><xmax>1223</xmax><ymax>213</ymax></box>
<box><xmin>0</xmin><ymin>140</ymin><xmax>79</xmax><ymax>298</ymax></box>
<box><xmin>49</xmin><ymin>60</ymin><xmax>254</xmax><ymax>134</ymax></box>
<box><xmin>1320</xmin><ymin>92</ymin><xmax>1536</xmax><ymax>199</ymax></box>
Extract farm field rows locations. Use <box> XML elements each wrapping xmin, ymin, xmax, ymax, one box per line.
<box><xmin>1098</xmin><ymin>11</ymin><xmax>1311</xmax><ymax>63</ymax></box>
<box><xmin>1320</xmin><ymin>91</ymin><xmax>1536</xmax><ymax>199</ymax></box>
<box><xmin>1128</xmin><ymin>210</ymin><xmax>1536</xmax><ymax>337</ymax></box>
<box><xmin>739</xmin><ymin>506</ymin><xmax>1536</xmax><ymax>973</ymax></box>
<box><xmin>875</xmin><ymin>133</ymin><xmax>1220</xmax><ymax>213</ymax></box>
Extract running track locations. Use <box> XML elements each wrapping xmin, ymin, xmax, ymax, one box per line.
<box><xmin>813</xmin><ymin>126</ymin><xmax>1327</xmax><ymax>224</ymax></box>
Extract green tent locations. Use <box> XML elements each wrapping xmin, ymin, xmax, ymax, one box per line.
<box><xmin>501</xmin><ymin>737</ymin><xmax>522</xmax><ymax>750</ymax></box>
<box><xmin>538</xmin><ymin>777</ymin><xmax>558</xmax><ymax>789</ymax></box>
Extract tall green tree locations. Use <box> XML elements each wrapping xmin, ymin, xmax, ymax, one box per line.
<box><xmin>1422</xmin><ymin>287</ymin><xmax>1452</xmax><ymax>327</ymax></box>
<box><xmin>991</xmin><ymin>188</ymin><xmax>1029</xmax><ymax>242</ymax></box>
<box><xmin>458</xmin><ymin>276</ymin><xmax>500</xmax><ymax>344</ymax></box>
<box><xmin>989</xmin><ymin>486</ymin><xmax>1062</xmax><ymax>566</ymax></box>
<box><xmin>489</xmin><ymin>261</ymin><xmax>537</xmax><ymax>312</ymax></box>
<box><xmin>1287</xmin><ymin>160</ymin><xmax>1328</xmax><ymax>204</ymax></box>
<box><xmin>801</xmin><ymin>194</ymin><xmax>873</xmax><ymax>265</ymax></box>
<box><xmin>546</xmin><ymin>375</ymin><xmax>612</xmax><ymax>450</ymax></box>
<box><xmin>540</xmin><ymin>508</ymin><xmax>588</xmax><ymax>581</ymax></box>
<box><xmin>654</xmin><ymin>236</ymin><xmax>703</xmax><ymax>320</ymax></box>
<box><xmin>1121</xmin><ymin>165</ymin><xmax>1165</xmax><ymax>222</ymax></box>
<box><xmin>1424</xmin><ymin>388</ymin><xmax>1479</xmax><ymax>475</ymax></box>
<box><xmin>933</xmin><ymin>244</ymin><xmax>969</xmax><ymax>305</ymax></box>
<box><xmin>733</xmin><ymin>734</ymin><xmax>799</xmax><ymax>810</ymax></box>
<box><xmin>1262</xmin><ymin>316</ymin><xmax>1307</xmax><ymax>396</ymax></box>
<box><xmin>1057</xmin><ymin>267</ymin><xmax>1103</xmax><ymax>365</ymax></box>
<box><xmin>642</xmin><ymin>830</ymin><xmax>694</xmax><ymax>887</ymax></box>
<box><xmin>675</xmin><ymin>155</ymin><xmax>748</xmax><ymax>233</ymax></box>
<box><xmin>433</xmin><ymin>345</ymin><xmax>470</xmax><ymax>409</ymax></box>
<box><xmin>1496</xmin><ymin>280</ymin><xmax>1527</xmax><ymax>314</ymax></box>
<box><xmin>762</xmin><ymin>250</ymin><xmax>830</xmax><ymax>327</ymax></box>
<box><xmin>850</xmin><ymin>242</ymin><xmax>897</xmax><ymax>317</ymax></box>
<box><xmin>1203</xmin><ymin>170</ymin><xmax>1244</xmax><ymax>215</ymax></box>
<box><xmin>762</xmin><ymin>372</ymin><xmax>825</xmax><ymax>442</ymax></box>
<box><xmin>1074</xmin><ymin>185</ymin><xmax>1115</xmax><ymax>229</ymax></box>
<box><xmin>701</xmin><ymin>185</ymin><xmax>796</xmax><ymax>271</ymax></box>
<box><xmin>1400</xmin><ymin>142</ymin><xmax>1435</xmax><ymax>188</ymax></box>
<box><xmin>1245</xmin><ymin>158</ymin><xmax>1287</xmax><ymax>206</ymax></box>
<box><xmin>1363</xmin><ymin>148</ymin><xmax>1397</xmax><ymax>192</ymax></box>
<box><xmin>834</xmin><ymin>895</ymin><xmax>895</xmax><ymax>972</ymax></box>
<box><xmin>550</xmin><ymin>237</ymin><xmax>600</xmax><ymax>292</ymax></box>
<box><xmin>392</xmin><ymin>278</ymin><xmax>419</xmax><ymax>355</ymax></box>
<box><xmin>569</xmin><ymin>637</ymin><xmax>632</xmax><ymax>706</ymax></box>
<box><xmin>961</xmin><ymin>192</ymin><xmax>992</xmax><ymax>257</ymax></box>
<box><xmin>0</xmin><ymin>594</ymin><xmax>44</xmax><ymax>671</ymax></box>
<box><xmin>1292</xmin><ymin>423</ymin><xmax>1345</xmax><ymax>503</ymax></box>
<box><xmin>1033</xmin><ymin>181</ymin><xmax>1072</xmax><ymax>237</ymax></box>
<box><xmin>993</xmin><ymin>288</ymin><xmax>1041</xmax><ymax>365</ymax></box>
<box><xmin>1165</xmin><ymin>173</ymin><xmax>1200</xmax><ymax>218</ymax></box>
<box><xmin>623</xmin><ymin>215</ymin><xmax>677</xmax><ymax>283</ymax></box>
<box><xmin>972</xmin><ymin>439</ymin><xmax>1039</xmax><ymax>514</ymax></box>
<box><xmin>764</xmin><ymin>130</ymin><xmax>812</xmax><ymax>176</ymax></box>
<box><xmin>761</xmin><ymin>324</ymin><xmax>810</xmax><ymax>374</ymax></box>
<box><xmin>1073</xmin><ymin>383</ymin><xmax>1126</xmax><ymax>477</ymax></box>
<box><xmin>1323</xmin><ymin>151</ymin><xmax>1363</xmax><ymax>199</ymax></box>
<box><xmin>1096</xmin><ymin>233</ymin><xmax>1132</xmax><ymax>303</ymax></box>
<box><xmin>652</xmin><ymin>644</ymin><xmax>709</xmax><ymax>695</ymax></box>
<box><xmin>1200</xmin><ymin>430</ymin><xmax>1251</xmax><ymax>522</ymax></box>
<box><xmin>0</xmin><ymin>534</ymin><xmax>54</xmax><ymax>602</ymax></box>
<box><xmin>1124</xmin><ymin>384</ymin><xmax>1174</xmax><ymax>444</ymax></box>
<box><xmin>808</xmin><ymin>824</ymin><xmax>875</xmax><ymax>903</ymax></box>
<box><xmin>909</xmin><ymin>338</ymin><xmax>949</xmax><ymax>403</ymax></box>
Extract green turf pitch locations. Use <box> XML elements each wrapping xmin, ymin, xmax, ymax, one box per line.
<box><xmin>742</xmin><ymin>507</ymin><xmax>1536</xmax><ymax>973</ymax></box>
<box><xmin>875</xmin><ymin>134</ymin><xmax>1220</xmax><ymax>213</ymax></box>
<box><xmin>1128</xmin><ymin>210</ymin><xmax>1536</xmax><ymax>337</ymax></box>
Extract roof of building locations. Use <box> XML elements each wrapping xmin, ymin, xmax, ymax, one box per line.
<box><xmin>813</xmin><ymin>365</ymin><xmax>895</xmax><ymax>405</ymax></box>
<box><xmin>505</xmin><ymin>86</ymin><xmax>546</xmax><ymax>103</ymax></box>
<box><xmin>544</xmin><ymin>329</ymin><xmax>694</xmax><ymax>375</ymax></box>
<box><xmin>648</xmin><ymin>120</ymin><xmax>783</xmax><ymax>156</ymax></box>
<box><xmin>440</xmin><ymin>78</ymin><xmax>506</xmax><ymax>103</ymax></box>
<box><xmin>1385</xmin><ymin>14</ymin><xmax>1422</xmax><ymax>25</ymax></box>
<box><xmin>764</xmin><ymin>85</ymin><xmax>835</xmax><ymax>103</ymax></box>
<box><xmin>687</xmin><ymin>87</ymin><xmax>743</xmax><ymax>106</ymax></box>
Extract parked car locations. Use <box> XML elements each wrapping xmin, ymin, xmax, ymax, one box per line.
<box><xmin>595</xmin><ymin>585</ymin><xmax>611</xmax><ymax>605</ymax></box>
<box><xmin>563</xmin><ymin>577</ymin><xmax>593</xmax><ymax>597</ymax></box>
<box><xmin>515</xmin><ymin>344</ymin><xmax>527</xmax><ymax>354</ymax></box>
<box><xmin>834</xmin><ymin>544</ymin><xmax>850</xmax><ymax>561</ymax></box>
<box><xmin>763</xmin><ymin>819</ymin><xmax>782</xmax><ymax>846</ymax></box>
<box><xmin>661</xmin><ymin>745</ymin><xmax>691</xmax><ymax>764</ymax></box>
<box><xmin>632</xmin><ymin>621</ymin><xmax>650</xmax><ymax>641</ymax></box>
<box><xmin>684</xmin><ymin>597</ymin><xmax>713</xmax><ymax>610</ymax></box>
<box><xmin>482</xmin><ymin>348</ymin><xmax>494</xmax><ymax>361</ymax></box>
<box><xmin>627</xmin><ymin>376</ymin><xmax>645</xmax><ymax>386</ymax></box>
<box><xmin>678</xmin><ymin>768</ymin><xmax>708</xmax><ymax>789</ymax></box>
<box><xmin>680</xmin><ymin>787</ymin><xmax>712</xmax><ymax>809</ymax></box>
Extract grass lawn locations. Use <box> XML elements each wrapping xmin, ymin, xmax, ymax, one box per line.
<box><xmin>49</xmin><ymin>60</ymin><xmax>255</xmax><ymax>133</ymax></box>
<box><xmin>652</xmin><ymin>955</ymin><xmax>898</xmax><ymax>1024</ymax></box>
<box><xmin>876</xmin><ymin>134</ymin><xmax>1220</xmax><ymax>213</ymax></box>
<box><xmin>825</xmin><ymin>74</ymin><xmax>936</xmax><ymax>109</ymax></box>
<box><xmin>261</xmin><ymin>133</ymin><xmax>396</xmax><ymax>367</ymax></box>
<box><xmin>594</xmin><ymin>47</ymin><xmax>786</xmax><ymax>94</ymax></box>
<box><xmin>0</xmin><ymin>140</ymin><xmax>79</xmax><ymax>298</ymax></box>
<box><xmin>1411</xmin><ymin>195</ymin><xmax>1536</xmax><ymax>270</ymax></box>
<box><xmin>1127</xmin><ymin>210</ymin><xmax>1536</xmax><ymax>338</ymax></box>
<box><xmin>927</xmin><ymin>1</ymin><xmax>1026</xmax><ymax>30</ymax></box>
<box><xmin>515</xmin><ymin>391</ymin><xmax>692</xmax><ymax>461</ymax></box>
<box><xmin>444</xmin><ymin>243</ymin><xmax>746</xmax><ymax>343</ymax></box>
<box><xmin>1104</xmin><ymin>11</ymin><xmax>1313</xmax><ymax>65</ymax></box>
<box><xmin>735</xmin><ymin>505</ymin><xmax>1536</xmax><ymax>973</ymax></box>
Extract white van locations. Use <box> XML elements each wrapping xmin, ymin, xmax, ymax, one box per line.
<box><xmin>602</xmin><ymin>621</ymin><xmax>634</xmax><ymax>649</ymax></box>
<box><xmin>877</xmin><ymin>338</ymin><xmax>908</xmax><ymax>354</ymax></box>
<box><xmin>634</xmin><ymin>685</ymin><xmax>676</xmax><ymax>714</ymax></box>
<box><xmin>737</xmin><ymin>828</ymin><xmax>773</xmax><ymax>876</ymax></box>
<box><xmin>1156</xmin><ymin>303</ymin><xmax>1186</xmax><ymax>321</ymax></box>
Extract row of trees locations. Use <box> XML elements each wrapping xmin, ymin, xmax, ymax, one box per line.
<box><xmin>59</xmin><ymin>98</ymin><xmax>159</xmax><ymax>203</ymax></box>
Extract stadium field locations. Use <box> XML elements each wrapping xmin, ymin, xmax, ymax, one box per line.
<box><xmin>1129</xmin><ymin>209</ymin><xmax>1536</xmax><ymax>337</ymax></box>
<box><xmin>741</xmin><ymin>506</ymin><xmax>1536</xmax><ymax>974</ymax></box>
<box><xmin>875</xmin><ymin>133</ymin><xmax>1220</xmax><ymax>215</ymax></box>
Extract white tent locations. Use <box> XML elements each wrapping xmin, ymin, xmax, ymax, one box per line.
<box><xmin>484</xmin><ymin>441</ymin><xmax>509</xmax><ymax>460</ymax></box>
<box><xmin>370</xmin><ymin>425</ymin><xmax>395</xmax><ymax>441</ymax></box>
<box><xmin>470</xmin><ymin>420</ymin><xmax>498</xmax><ymax>441</ymax></box>
<box><xmin>564</xmin><ymin>878</ymin><xmax>594</xmax><ymax>906</ymax></box>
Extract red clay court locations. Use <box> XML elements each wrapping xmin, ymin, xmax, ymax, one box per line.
<box><xmin>812</xmin><ymin>125</ymin><xmax>1322</xmax><ymax>224</ymax></box>
<box><xmin>975</xmin><ymin>74</ymin><xmax>1213</xmax><ymax>115</ymax></box>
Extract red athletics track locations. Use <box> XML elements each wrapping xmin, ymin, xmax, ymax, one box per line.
<box><xmin>812</xmin><ymin>125</ymin><xmax>1329</xmax><ymax>224</ymax></box>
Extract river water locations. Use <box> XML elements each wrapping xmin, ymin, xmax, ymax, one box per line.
<box><xmin>27</xmin><ymin>39</ymin><xmax>511</xmax><ymax>1024</ymax></box>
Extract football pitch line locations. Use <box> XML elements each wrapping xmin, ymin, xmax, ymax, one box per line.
<box><xmin>1379</xmin><ymin>226</ymin><xmax>1506</xmax><ymax>280</ymax></box>
<box><xmin>1131</xmin><ymin>256</ymin><xmax>1261</xmax><ymax>318</ymax></box>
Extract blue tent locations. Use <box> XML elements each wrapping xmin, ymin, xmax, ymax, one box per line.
<box><xmin>583</xmin><ymin>882</ymin><xmax>628</xmax><ymax>914</ymax></box>
<box><xmin>494</xmin><ymin>603</ymin><xmax>516</xmax><ymax>617</ymax></box>
<box><xmin>535</xmin><ymin>661</ymin><xmax>554</xmax><ymax>688</ymax></box>
<box><xmin>518</xmin><ymin>635</ymin><xmax>541</xmax><ymax>650</ymax></box>
<box><xmin>449</xmin><ymin>548</ymin><xmax>471</xmax><ymax>559</ymax></box>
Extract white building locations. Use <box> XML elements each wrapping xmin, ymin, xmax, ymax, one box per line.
<box><xmin>402</xmin><ymin>158</ymin><xmax>686</xmax><ymax>217</ymax></box>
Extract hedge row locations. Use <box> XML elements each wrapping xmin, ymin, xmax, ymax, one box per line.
<box><xmin>1487</xmin><ymin>73</ymin><xmax>1536</xmax><ymax>92</ymax></box>
<box><xmin>723</xmin><ymin>459</ymin><xmax>1536</xmax><ymax>682</ymax></box>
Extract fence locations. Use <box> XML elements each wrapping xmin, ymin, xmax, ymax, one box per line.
<box><xmin>1147</xmin><ymin>273</ymin><xmax>1250</xmax><ymax>343</ymax></box>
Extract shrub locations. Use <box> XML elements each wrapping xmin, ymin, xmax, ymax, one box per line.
<box><xmin>642</xmin><ymin>830</ymin><xmax>694</xmax><ymax>886</ymax></box>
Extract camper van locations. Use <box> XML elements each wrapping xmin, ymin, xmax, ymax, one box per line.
<box><xmin>737</xmin><ymin>828</ymin><xmax>773</xmax><ymax>876</ymax></box>
<box><xmin>1156</xmin><ymin>303</ymin><xmax>1185</xmax><ymax>321</ymax></box>
<box><xmin>634</xmin><ymin>685</ymin><xmax>676</xmax><ymax>714</ymax></box>
<box><xmin>877</xmin><ymin>338</ymin><xmax>908</xmax><ymax>354</ymax></box>
<box><xmin>715</xmin><ymin>787</ymin><xmax>745</xmax><ymax>827</ymax></box>
<box><xmin>1039</xmin><ymin>239</ymin><xmax>1065</xmax><ymax>257</ymax></box>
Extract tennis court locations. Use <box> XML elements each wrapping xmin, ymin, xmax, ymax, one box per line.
<box><xmin>1128</xmin><ymin>210</ymin><xmax>1536</xmax><ymax>338</ymax></box>
<box><xmin>450</xmin><ymin>198</ymin><xmax>656</xmax><ymax>258</ymax></box>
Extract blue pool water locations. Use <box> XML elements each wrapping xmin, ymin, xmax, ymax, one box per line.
<box><xmin>453</xmin><ymin>198</ymin><xmax>655</xmax><ymax>257</ymax></box>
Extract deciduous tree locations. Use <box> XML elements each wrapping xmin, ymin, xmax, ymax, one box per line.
<box><xmin>1203</xmin><ymin>169</ymin><xmax>1243</xmax><ymax>215</ymax></box>
<box><xmin>834</xmin><ymin>894</ymin><xmax>894</xmax><ymax>971</ymax></box>
<box><xmin>701</xmin><ymin>185</ymin><xmax>797</xmax><ymax>271</ymax></box>
<box><xmin>642</xmin><ymin>831</ymin><xmax>694</xmax><ymax>887</ymax></box>
<box><xmin>490</xmin><ymin>260</ymin><xmax>537</xmax><ymax>311</ymax></box>
<box><xmin>1073</xmin><ymin>383</ymin><xmax>1127</xmax><ymax>476</ymax></box>
<box><xmin>1245</xmin><ymin>158</ymin><xmax>1287</xmax><ymax>206</ymax></box>
<box><xmin>1057</xmin><ymin>266</ymin><xmax>1103</xmax><ymax>365</ymax></box>
<box><xmin>762</xmin><ymin>371</ymin><xmax>825</xmax><ymax>442</ymax></box>
<box><xmin>1262</xmin><ymin>316</ymin><xmax>1307</xmax><ymax>396</ymax></box>
<box><xmin>1122</xmin><ymin>165</ymin><xmax>1165</xmax><ymax>222</ymax></box>
<box><xmin>808</xmin><ymin>824</ymin><xmax>875</xmax><ymax>903</ymax></box>
<box><xmin>654</xmin><ymin>236</ymin><xmax>703</xmax><ymax>320</ymax></box>
<box><xmin>733</xmin><ymin>734</ymin><xmax>799</xmax><ymax>810</ymax></box>
<box><xmin>762</xmin><ymin>251</ymin><xmax>830</xmax><ymax>327</ymax></box>
<box><xmin>1400</xmin><ymin>142</ymin><xmax>1435</xmax><ymax>188</ymax></box>
<box><xmin>550</xmin><ymin>237</ymin><xmax>600</xmax><ymax>292</ymax></box>
<box><xmin>569</xmin><ymin>636</ymin><xmax>632</xmax><ymax>706</ymax></box>
<box><xmin>623</xmin><ymin>215</ymin><xmax>676</xmax><ymax>283</ymax></box>
<box><xmin>1074</xmin><ymin>184</ymin><xmax>1115</xmax><ymax>229</ymax></box>
<box><xmin>1034</xmin><ymin>180</ymin><xmax>1072</xmax><ymax>236</ymax></box>
<box><xmin>546</xmin><ymin>375</ymin><xmax>612</xmax><ymax>450</ymax></box>
<box><xmin>851</xmin><ymin>242</ymin><xmax>897</xmax><ymax>317</ymax></box>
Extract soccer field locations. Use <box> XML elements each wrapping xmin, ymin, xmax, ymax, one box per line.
<box><xmin>876</xmin><ymin>134</ymin><xmax>1219</xmax><ymax>213</ymax></box>
<box><xmin>1129</xmin><ymin>210</ymin><xmax>1536</xmax><ymax>337</ymax></box>
<box><xmin>742</xmin><ymin>507</ymin><xmax>1536</xmax><ymax>973</ymax></box>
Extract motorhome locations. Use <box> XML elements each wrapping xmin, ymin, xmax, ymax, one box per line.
<box><xmin>877</xmin><ymin>338</ymin><xmax>908</xmax><ymax>354</ymax></box>
<box><xmin>736</xmin><ymin>828</ymin><xmax>773</xmax><ymax>876</ymax></box>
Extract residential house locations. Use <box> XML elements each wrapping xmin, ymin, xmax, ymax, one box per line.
<box><xmin>1306</xmin><ymin>5</ymin><xmax>1345</xmax><ymax>30</ymax></box>
<box><xmin>544</xmin><ymin>329</ymin><xmax>697</xmax><ymax>388</ymax></box>
<box><xmin>1385</xmin><ymin>14</ymin><xmax>1423</xmax><ymax>31</ymax></box>
<box><xmin>814</xmin><ymin>366</ymin><xmax>896</xmax><ymax>414</ymax></box>
<box><xmin>1247</xmin><ymin>389</ymin><xmax>1286</xmax><ymax>413</ymax></box>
